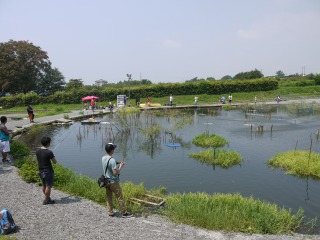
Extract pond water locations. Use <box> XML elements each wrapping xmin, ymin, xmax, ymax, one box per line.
<box><xmin>20</xmin><ymin>104</ymin><xmax>320</xmax><ymax>223</ymax></box>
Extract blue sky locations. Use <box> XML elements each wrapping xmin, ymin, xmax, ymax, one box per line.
<box><xmin>0</xmin><ymin>0</ymin><xmax>319</xmax><ymax>84</ymax></box>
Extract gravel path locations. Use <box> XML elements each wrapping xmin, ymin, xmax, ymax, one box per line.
<box><xmin>1</xmin><ymin>100</ymin><xmax>320</xmax><ymax>239</ymax></box>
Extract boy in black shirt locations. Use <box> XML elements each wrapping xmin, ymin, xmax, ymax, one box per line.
<box><xmin>36</xmin><ymin>136</ymin><xmax>57</xmax><ymax>205</ymax></box>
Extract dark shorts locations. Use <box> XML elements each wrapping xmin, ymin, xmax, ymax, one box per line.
<box><xmin>39</xmin><ymin>169</ymin><xmax>54</xmax><ymax>187</ymax></box>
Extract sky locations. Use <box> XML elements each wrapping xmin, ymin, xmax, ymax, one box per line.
<box><xmin>0</xmin><ymin>0</ymin><xmax>320</xmax><ymax>84</ymax></box>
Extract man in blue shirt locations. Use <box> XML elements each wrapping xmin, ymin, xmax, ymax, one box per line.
<box><xmin>102</xmin><ymin>143</ymin><xmax>132</xmax><ymax>217</ymax></box>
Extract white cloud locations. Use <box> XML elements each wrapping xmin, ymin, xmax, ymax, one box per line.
<box><xmin>162</xmin><ymin>39</ymin><xmax>181</xmax><ymax>48</ymax></box>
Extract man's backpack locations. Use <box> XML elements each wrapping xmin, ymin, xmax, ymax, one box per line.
<box><xmin>0</xmin><ymin>209</ymin><xmax>17</xmax><ymax>235</ymax></box>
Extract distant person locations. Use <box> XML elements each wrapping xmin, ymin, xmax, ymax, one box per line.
<box><xmin>146</xmin><ymin>96</ymin><xmax>151</xmax><ymax>106</ymax></box>
<box><xmin>90</xmin><ymin>99</ymin><xmax>95</xmax><ymax>112</ymax></box>
<box><xmin>194</xmin><ymin>96</ymin><xmax>198</xmax><ymax>105</ymax></box>
<box><xmin>254</xmin><ymin>96</ymin><xmax>257</xmax><ymax>104</ymax></box>
<box><xmin>27</xmin><ymin>105</ymin><xmax>34</xmax><ymax>123</ymax></box>
<box><xmin>135</xmin><ymin>97</ymin><xmax>140</xmax><ymax>107</ymax></box>
<box><xmin>276</xmin><ymin>96</ymin><xmax>281</xmax><ymax>103</ymax></box>
<box><xmin>36</xmin><ymin>136</ymin><xmax>57</xmax><ymax>205</ymax></box>
<box><xmin>102</xmin><ymin>143</ymin><xmax>132</xmax><ymax>218</ymax></box>
<box><xmin>124</xmin><ymin>96</ymin><xmax>127</xmax><ymax>106</ymax></box>
<box><xmin>228</xmin><ymin>94</ymin><xmax>232</xmax><ymax>104</ymax></box>
<box><xmin>169</xmin><ymin>94</ymin><xmax>173</xmax><ymax>106</ymax></box>
<box><xmin>108</xmin><ymin>102</ymin><xmax>114</xmax><ymax>112</ymax></box>
<box><xmin>0</xmin><ymin>116</ymin><xmax>12</xmax><ymax>163</ymax></box>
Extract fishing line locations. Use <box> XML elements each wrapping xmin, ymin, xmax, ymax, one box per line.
<box><xmin>52</xmin><ymin>124</ymin><xmax>76</xmax><ymax>151</ymax></box>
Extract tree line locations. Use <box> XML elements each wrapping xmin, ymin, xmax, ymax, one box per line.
<box><xmin>0</xmin><ymin>40</ymin><xmax>319</xmax><ymax>98</ymax></box>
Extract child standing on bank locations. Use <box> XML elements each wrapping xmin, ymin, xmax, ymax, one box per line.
<box><xmin>0</xmin><ymin>116</ymin><xmax>12</xmax><ymax>163</ymax></box>
<box><xmin>36</xmin><ymin>136</ymin><xmax>57</xmax><ymax>205</ymax></box>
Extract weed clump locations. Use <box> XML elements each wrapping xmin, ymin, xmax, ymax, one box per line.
<box><xmin>268</xmin><ymin>150</ymin><xmax>320</xmax><ymax>179</ymax></box>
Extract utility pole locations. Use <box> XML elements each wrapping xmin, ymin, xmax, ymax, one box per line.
<box><xmin>126</xmin><ymin>73</ymin><xmax>132</xmax><ymax>99</ymax></box>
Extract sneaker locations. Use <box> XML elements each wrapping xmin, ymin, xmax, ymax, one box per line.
<box><xmin>122</xmin><ymin>212</ymin><xmax>133</xmax><ymax>218</ymax></box>
<box><xmin>43</xmin><ymin>199</ymin><xmax>55</xmax><ymax>205</ymax></box>
<box><xmin>108</xmin><ymin>212</ymin><xmax>115</xmax><ymax>217</ymax></box>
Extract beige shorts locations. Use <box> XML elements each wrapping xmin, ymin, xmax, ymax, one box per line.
<box><xmin>0</xmin><ymin>141</ymin><xmax>10</xmax><ymax>153</ymax></box>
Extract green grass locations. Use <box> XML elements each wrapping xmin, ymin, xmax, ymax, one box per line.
<box><xmin>268</xmin><ymin>150</ymin><xmax>320</xmax><ymax>179</ymax></box>
<box><xmin>139</xmin><ymin>85</ymin><xmax>320</xmax><ymax>105</ymax></box>
<box><xmin>189</xmin><ymin>149</ymin><xmax>242</xmax><ymax>168</ymax></box>
<box><xmin>0</xmin><ymin>103</ymin><xmax>83</xmax><ymax>117</ymax></box>
<box><xmin>0</xmin><ymin>236</ymin><xmax>17</xmax><ymax>239</ymax></box>
<box><xmin>164</xmin><ymin>193</ymin><xmax>303</xmax><ymax>234</ymax></box>
<box><xmin>192</xmin><ymin>133</ymin><xmax>228</xmax><ymax>148</ymax></box>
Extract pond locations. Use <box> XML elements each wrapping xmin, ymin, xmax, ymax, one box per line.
<box><xmin>20</xmin><ymin>104</ymin><xmax>320</xmax><ymax>223</ymax></box>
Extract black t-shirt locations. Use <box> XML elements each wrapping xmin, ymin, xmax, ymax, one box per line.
<box><xmin>36</xmin><ymin>148</ymin><xmax>55</xmax><ymax>172</ymax></box>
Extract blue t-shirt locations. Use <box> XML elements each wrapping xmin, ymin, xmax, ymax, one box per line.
<box><xmin>102</xmin><ymin>154</ymin><xmax>119</xmax><ymax>183</ymax></box>
<box><xmin>0</xmin><ymin>126</ymin><xmax>9</xmax><ymax>141</ymax></box>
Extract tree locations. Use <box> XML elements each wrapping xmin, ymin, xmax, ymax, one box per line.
<box><xmin>65</xmin><ymin>79</ymin><xmax>84</xmax><ymax>90</ymax></box>
<box><xmin>36</xmin><ymin>67</ymin><xmax>65</xmax><ymax>95</ymax></box>
<box><xmin>221</xmin><ymin>75</ymin><xmax>232</xmax><ymax>80</ymax></box>
<box><xmin>314</xmin><ymin>74</ymin><xmax>320</xmax><ymax>85</ymax></box>
<box><xmin>276</xmin><ymin>70</ymin><xmax>285</xmax><ymax>78</ymax></box>
<box><xmin>206</xmin><ymin>77</ymin><xmax>215</xmax><ymax>81</ymax></box>
<box><xmin>234</xmin><ymin>69</ymin><xmax>263</xmax><ymax>80</ymax></box>
<box><xmin>0</xmin><ymin>40</ymin><xmax>51</xmax><ymax>93</ymax></box>
<box><xmin>95</xmin><ymin>79</ymin><xmax>108</xmax><ymax>86</ymax></box>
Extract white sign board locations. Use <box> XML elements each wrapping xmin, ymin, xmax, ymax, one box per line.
<box><xmin>117</xmin><ymin>95</ymin><xmax>127</xmax><ymax>108</ymax></box>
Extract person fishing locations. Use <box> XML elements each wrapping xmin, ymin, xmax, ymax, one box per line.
<box><xmin>102</xmin><ymin>143</ymin><xmax>132</xmax><ymax>218</ymax></box>
<box><xmin>27</xmin><ymin>105</ymin><xmax>35</xmax><ymax>123</ymax></box>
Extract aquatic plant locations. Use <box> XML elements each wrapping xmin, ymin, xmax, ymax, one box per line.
<box><xmin>164</xmin><ymin>193</ymin><xmax>303</xmax><ymax>234</ymax></box>
<box><xmin>192</xmin><ymin>133</ymin><xmax>228</xmax><ymax>148</ymax></box>
<box><xmin>268</xmin><ymin>150</ymin><xmax>320</xmax><ymax>179</ymax></box>
<box><xmin>189</xmin><ymin>149</ymin><xmax>242</xmax><ymax>168</ymax></box>
<box><xmin>117</xmin><ymin>106</ymin><xmax>140</xmax><ymax>114</ymax></box>
<box><xmin>140</xmin><ymin>124</ymin><xmax>161</xmax><ymax>140</ymax></box>
<box><xmin>222</xmin><ymin>105</ymin><xmax>237</xmax><ymax>111</ymax></box>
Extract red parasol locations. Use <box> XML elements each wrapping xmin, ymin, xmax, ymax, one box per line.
<box><xmin>81</xmin><ymin>96</ymin><xmax>99</xmax><ymax>101</ymax></box>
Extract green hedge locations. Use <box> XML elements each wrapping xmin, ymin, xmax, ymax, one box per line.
<box><xmin>0</xmin><ymin>78</ymin><xmax>278</xmax><ymax>107</ymax></box>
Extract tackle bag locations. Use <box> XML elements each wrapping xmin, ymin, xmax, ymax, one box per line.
<box><xmin>97</xmin><ymin>157</ymin><xmax>111</xmax><ymax>188</ymax></box>
<box><xmin>0</xmin><ymin>209</ymin><xmax>17</xmax><ymax>235</ymax></box>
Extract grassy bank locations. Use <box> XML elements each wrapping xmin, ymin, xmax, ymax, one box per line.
<box><xmin>0</xmin><ymin>103</ymin><xmax>83</xmax><ymax>117</ymax></box>
<box><xmin>10</xmin><ymin>140</ymin><xmax>305</xmax><ymax>234</ymax></box>
<box><xmin>164</xmin><ymin>193</ymin><xmax>303</xmax><ymax>234</ymax></box>
<box><xmin>268</xmin><ymin>150</ymin><xmax>320</xmax><ymax>179</ymax></box>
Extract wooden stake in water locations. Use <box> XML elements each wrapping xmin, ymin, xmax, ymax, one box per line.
<box><xmin>294</xmin><ymin>139</ymin><xmax>298</xmax><ymax>152</ymax></box>
<box><xmin>308</xmin><ymin>135</ymin><xmax>313</xmax><ymax>170</ymax></box>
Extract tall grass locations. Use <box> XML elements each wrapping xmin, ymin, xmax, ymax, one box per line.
<box><xmin>164</xmin><ymin>193</ymin><xmax>303</xmax><ymax>234</ymax></box>
<box><xmin>268</xmin><ymin>150</ymin><xmax>320</xmax><ymax>179</ymax></box>
<box><xmin>189</xmin><ymin>149</ymin><xmax>242</xmax><ymax>168</ymax></box>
